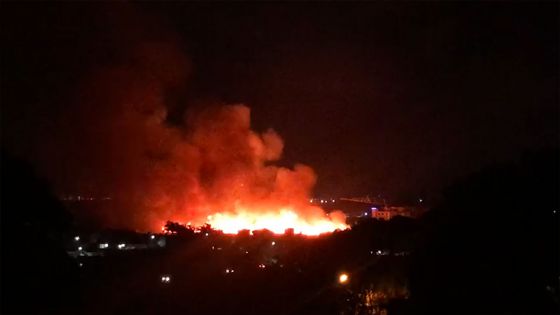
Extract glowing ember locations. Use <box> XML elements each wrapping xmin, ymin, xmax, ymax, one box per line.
<box><xmin>206</xmin><ymin>208</ymin><xmax>347</xmax><ymax>235</ymax></box>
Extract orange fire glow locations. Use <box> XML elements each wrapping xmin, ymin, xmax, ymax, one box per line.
<box><xmin>143</xmin><ymin>105</ymin><xmax>349</xmax><ymax>235</ymax></box>
<box><xmin>206</xmin><ymin>208</ymin><xmax>347</xmax><ymax>235</ymax></box>
<box><xmin>69</xmin><ymin>27</ymin><xmax>348</xmax><ymax>235</ymax></box>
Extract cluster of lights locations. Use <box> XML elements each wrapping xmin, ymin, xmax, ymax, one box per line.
<box><xmin>62</xmin><ymin>195</ymin><xmax>113</xmax><ymax>201</ymax></box>
<box><xmin>369</xmin><ymin>249</ymin><xmax>396</xmax><ymax>256</ymax></box>
<box><xmin>258</xmin><ymin>264</ymin><xmax>266</xmax><ymax>269</ymax></box>
<box><xmin>309</xmin><ymin>199</ymin><xmax>336</xmax><ymax>204</ymax></box>
<box><xmin>117</xmin><ymin>243</ymin><xmax>126</xmax><ymax>250</ymax></box>
<box><xmin>160</xmin><ymin>275</ymin><xmax>171</xmax><ymax>284</ymax></box>
<box><xmin>225</xmin><ymin>268</ymin><xmax>235</xmax><ymax>274</ymax></box>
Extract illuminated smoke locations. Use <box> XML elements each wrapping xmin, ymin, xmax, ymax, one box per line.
<box><xmin>146</xmin><ymin>104</ymin><xmax>347</xmax><ymax>234</ymax></box>
<box><xmin>49</xmin><ymin>5</ymin><xmax>347</xmax><ymax>234</ymax></box>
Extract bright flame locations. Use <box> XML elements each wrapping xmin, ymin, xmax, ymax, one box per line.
<box><xmin>205</xmin><ymin>208</ymin><xmax>347</xmax><ymax>236</ymax></box>
<box><xmin>141</xmin><ymin>105</ymin><xmax>349</xmax><ymax>235</ymax></box>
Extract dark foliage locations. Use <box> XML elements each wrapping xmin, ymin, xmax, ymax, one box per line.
<box><xmin>1</xmin><ymin>151</ymin><xmax>79</xmax><ymax>314</ymax></box>
<box><xmin>407</xmin><ymin>149</ymin><xmax>559</xmax><ymax>315</ymax></box>
<box><xmin>1</xmin><ymin>150</ymin><xmax>558</xmax><ymax>315</ymax></box>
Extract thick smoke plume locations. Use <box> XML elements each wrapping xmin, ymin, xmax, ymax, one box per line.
<box><xmin>48</xmin><ymin>6</ymin><xmax>346</xmax><ymax>232</ymax></box>
<box><xmin>76</xmin><ymin>67</ymin><xmax>346</xmax><ymax>231</ymax></box>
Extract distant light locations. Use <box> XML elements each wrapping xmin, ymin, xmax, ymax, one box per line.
<box><xmin>258</xmin><ymin>264</ymin><xmax>266</xmax><ymax>269</ymax></box>
<box><xmin>338</xmin><ymin>273</ymin><xmax>349</xmax><ymax>284</ymax></box>
<box><xmin>118</xmin><ymin>243</ymin><xmax>126</xmax><ymax>249</ymax></box>
<box><xmin>160</xmin><ymin>275</ymin><xmax>171</xmax><ymax>283</ymax></box>
<box><xmin>79</xmin><ymin>263</ymin><xmax>83</xmax><ymax>267</ymax></box>
<box><xmin>99</xmin><ymin>243</ymin><xmax>109</xmax><ymax>249</ymax></box>
<box><xmin>364</xmin><ymin>212</ymin><xmax>368</xmax><ymax>216</ymax></box>
<box><xmin>245</xmin><ymin>251</ymin><xmax>249</xmax><ymax>254</ymax></box>
<box><xmin>419</xmin><ymin>198</ymin><xmax>423</xmax><ymax>203</ymax></box>
<box><xmin>78</xmin><ymin>246</ymin><xmax>83</xmax><ymax>251</ymax></box>
<box><xmin>205</xmin><ymin>233</ymin><xmax>209</xmax><ymax>237</ymax></box>
<box><xmin>309</xmin><ymin>199</ymin><xmax>313</xmax><ymax>203</ymax></box>
<box><xmin>331</xmin><ymin>199</ymin><xmax>335</xmax><ymax>203</ymax></box>
<box><xmin>271</xmin><ymin>241</ymin><xmax>276</xmax><ymax>246</ymax></box>
<box><xmin>371</xmin><ymin>207</ymin><xmax>378</xmax><ymax>211</ymax></box>
<box><xmin>376</xmin><ymin>250</ymin><xmax>382</xmax><ymax>255</ymax></box>
<box><xmin>150</xmin><ymin>235</ymin><xmax>155</xmax><ymax>240</ymax></box>
<box><xmin>74</xmin><ymin>236</ymin><xmax>80</xmax><ymax>241</ymax></box>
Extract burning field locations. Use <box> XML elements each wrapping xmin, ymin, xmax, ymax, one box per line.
<box><xmin>63</xmin><ymin>46</ymin><xmax>347</xmax><ymax>235</ymax></box>
<box><xmin>149</xmin><ymin>104</ymin><xmax>348</xmax><ymax>236</ymax></box>
<box><xmin>71</xmin><ymin>87</ymin><xmax>348</xmax><ymax>234</ymax></box>
<box><xmin>28</xmin><ymin>7</ymin><xmax>348</xmax><ymax>235</ymax></box>
<box><xmin>144</xmin><ymin>104</ymin><xmax>349</xmax><ymax>236</ymax></box>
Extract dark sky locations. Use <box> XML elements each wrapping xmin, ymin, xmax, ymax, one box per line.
<box><xmin>1</xmin><ymin>3</ymin><xmax>558</xmax><ymax>202</ymax></box>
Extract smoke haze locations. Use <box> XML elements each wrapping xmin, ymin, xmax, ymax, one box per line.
<box><xmin>37</xmin><ymin>5</ymin><xmax>344</xmax><ymax>231</ymax></box>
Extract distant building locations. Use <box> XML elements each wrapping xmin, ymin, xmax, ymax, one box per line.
<box><xmin>372</xmin><ymin>210</ymin><xmax>393</xmax><ymax>220</ymax></box>
<box><xmin>371</xmin><ymin>206</ymin><xmax>420</xmax><ymax>220</ymax></box>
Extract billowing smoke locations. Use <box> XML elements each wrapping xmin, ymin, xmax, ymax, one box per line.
<box><xmin>74</xmin><ymin>66</ymin><xmax>346</xmax><ymax>231</ymax></box>
<box><xmin>47</xmin><ymin>6</ymin><xmax>346</xmax><ymax>232</ymax></box>
<box><xmin>144</xmin><ymin>104</ymin><xmax>347</xmax><ymax>233</ymax></box>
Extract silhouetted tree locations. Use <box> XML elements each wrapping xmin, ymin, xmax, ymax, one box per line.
<box><xmin>408</xmin><ymin>149</ymin><xmax>559</xmax><ymax>315</ymax></box>
<box><xmin>164</xmin><ymin>221</ymin><xmax>195</xmax><ymax>237</ymax></box>
<box><xmin>1</xmin><ymin>150</ymin><xmax>79</xmax><ymax>314</ymax></box>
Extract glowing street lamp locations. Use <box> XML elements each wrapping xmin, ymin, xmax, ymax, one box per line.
<box><xmin>338</xmin><ymin>272</ymin><xmax>349</xmax><ymax>284</ymax></box>
<box><xmin>160</xmin><ymin>275</ymin><xmax>171</xmax><ymax>284</ymax></box>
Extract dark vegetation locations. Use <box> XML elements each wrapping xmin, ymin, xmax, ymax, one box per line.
<box><xmin>406</xmin><ymin>149</ymin><xmax>559</xmax><ymax>315</ymax></box>
<box><xmin>1</xmin><ymin>149</ymin><xmax>558</xmax><ymax>314</ymax></box>
<box><xmin>1</xmin><ymin>152</ymin><xmax>78</xmax><ymax>314</ymax></box>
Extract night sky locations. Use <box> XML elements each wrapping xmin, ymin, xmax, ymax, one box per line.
<box><xmin>2</xmin><ymin>3</ymin><xmax>558</xmax><ymax>202</ymax></box>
